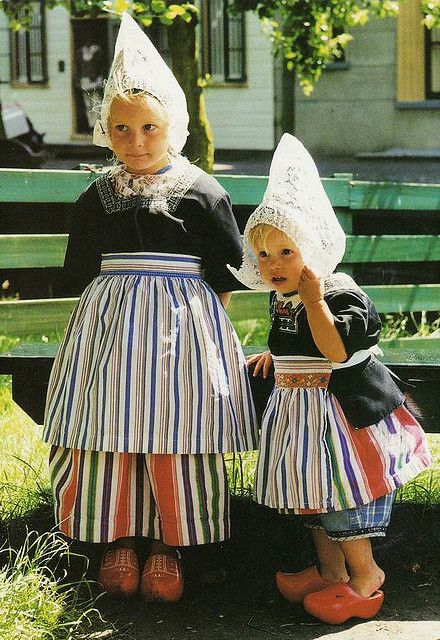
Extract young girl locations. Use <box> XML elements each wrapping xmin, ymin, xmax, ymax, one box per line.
<box><xmin>43</xmin><ymin>13</ymin><xmax>257</xmax><ymax>603</ymax></box>
<box><xmin>230</xmin><ymin>134</ymin><xmax>431</xmax><ymax>624</ymax></box>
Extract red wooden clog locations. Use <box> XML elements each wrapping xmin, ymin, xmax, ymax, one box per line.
<box><xmin>303</xmin><ymin>582</ymin><xmax>384</xmax><ymax>624</ymax></box>
<box><xmin>276</xmin><ymin>566</ymin><xmax>331</xmax><ymax>603</ymax></box>
<box><xmin>97</xmin><ymin>547</ymin><xmax>140</xmax><ymax>598</ymax></box>
<box><xmin>141</xmin><ymin>553</ymin><xmax>184</xmax><ymax>603</ymax></box>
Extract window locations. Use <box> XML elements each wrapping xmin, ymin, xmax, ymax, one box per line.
<box><xmin>0</xmin><ymin>14</ymin><xmax>11</xmax><ymax>83</ymax></box>
<box><xmin>10</xmin><ymin>1</ymin><xmax>48</xmax><ymax>85</ymax></box>
<box><xmin>324</xmin><ymin>26</ymin><xmax>350</xmax><ymax>71</ymax></box>
<box><xmin>425</xmin><ymin>28</ymin><xmax>440</xmax><ymax>99</ymax></box>
<box><xmin>201</xmin><ymin>0</ymin><xmax>246</xmax><ymax>83</ymax></box>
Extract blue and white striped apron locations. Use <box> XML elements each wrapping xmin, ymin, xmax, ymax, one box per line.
<box><xmin>254</xmin><ymin>356</ymin><xmax>431</xmax><ymax>514</ymax></box>
<box><xmin>43</xmin><ymin>253</ymin><xmax>257</xmax><ymax>455</ymax></box>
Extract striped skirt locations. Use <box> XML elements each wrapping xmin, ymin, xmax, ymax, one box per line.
<box><xmin>43</xmin><ymin>253</ymin><xmax>257</xmax><ymax>455</ymax></box>
<box><xmin>254</xmin><ymin>356</ymin><xmax>432</xmax><ymax>514</ymax></box>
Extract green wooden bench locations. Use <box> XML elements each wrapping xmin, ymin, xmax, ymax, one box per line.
<box><xmin>1</xmin><ymin>168</ymin><xmax>440</xmax><ymax>429</ymax></box>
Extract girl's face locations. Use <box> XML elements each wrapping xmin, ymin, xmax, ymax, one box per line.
<box><xmin>109</xmin><ymin>95</ymin><xmax>170</xmax><ymax>174</ymax></box>
<box><xmin>255</xmin><ymin>228</ymin><xmax>304</xmax><ymax>294</ymax></box>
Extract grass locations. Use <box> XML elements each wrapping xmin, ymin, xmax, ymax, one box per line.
<box><xmin>0</xmin><ymin>376</ymin><xmax>50</xmax><ymax>525</ymax></box>
<box><xmin>0</xmin><ymin>531</ymin><xmax>111</xmax><ymax>640</ymax></box>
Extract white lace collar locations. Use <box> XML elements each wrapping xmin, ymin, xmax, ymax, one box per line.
<box><xmin>96</xmin><ymin>155</ymin><xmax>204</xmax><ymax>218</ymax></box>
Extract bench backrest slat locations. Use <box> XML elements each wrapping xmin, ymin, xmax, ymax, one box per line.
<box><xmin>2</xmin><ymin>169</ymin><xmax>440</xmax><ymax>210</ymax></box>
<box><xmin>2</xmin><ymin>234</ymin><xmax>440</xmax><ymax>269</ymax></box>
<box><xmin>1</xmin><ymin>286</ymin><xmax>439</xmax><ymax>337</ymax></box>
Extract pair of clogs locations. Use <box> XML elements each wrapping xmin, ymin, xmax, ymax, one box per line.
<box><xmin>98</xmin><ymin>547</ymin><xmax>183</xmax><ymax>602</ymax></box>
<box><xmin>276</xmin><ymin>566</ymin><xmax>384</xmax><ymax>625</ymax></box>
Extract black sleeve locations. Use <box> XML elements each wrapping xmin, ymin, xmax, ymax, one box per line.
<box><xmin>202</xmin><ymin>193</ymin><xmax>246</xmax><ymax>293</ymax></box>
<box><xmin>60</xmin><ymin>185</ymin><xmax>102</xmax><ymax>296</ymax></box>
<box><xmin>326</xmin><ymin>289</ymin><xmax>381</xmax><ymax>359</ymax></box>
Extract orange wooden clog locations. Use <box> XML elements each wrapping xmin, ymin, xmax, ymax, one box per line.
<box><xmin>97</xmin><ymin>547</ymin><xmax>140</xmax><ymax>598</ymax></box>
<box><xmin>141</xmin><ymin>553</ymin><xmax>183</xmax><ymax>603</ymax></box>
<box><xmin>303</xmin><ymin>582</ymin><xmax>384</xmax><ymax>624</ymax></box>
<box><xmin>276</xmin><ymin>566</ymin><xmax>331</xmax><ymax>603</ymax></box>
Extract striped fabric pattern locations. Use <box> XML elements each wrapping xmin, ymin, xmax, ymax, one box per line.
<box><xmin>254</xmin><ymin>357</ymin><xmax>432</xmax><ymax>514</ymax></box>
<box><xmin>49</xmin><ymin>446</ymin><xmax>230</xmax><ymax>545</ymax></box>
<box><xmin>43</xmin><ymin>253</ymin><xmax>257</xmax><ymax>455</ymax></box>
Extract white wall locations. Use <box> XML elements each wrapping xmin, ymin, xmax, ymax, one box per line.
<box><xmin>203</xmin><ymin>13</ymin><xmax>275</xmax><ymax>151</ymax></box>
<box><xmin>1</xmin><ymin>7</ymin><xmax>73</xmax><ymax>144</ymax></box>
<box><xmin>1</xmin><ymin>8</ymin><xmax>276</xmax><ymax>149</ymax></box>
<box><xmin>294</xmin><ymin>17</ymin><xmax>398</xmax><ymax>155</ymax></box>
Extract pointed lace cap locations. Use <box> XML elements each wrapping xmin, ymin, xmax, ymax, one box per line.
<box><xmin>230</xmin><ymin>134</ymin><xmax>346</xmax><ymax>290</ymax></box>
<box><xmin>93</xmin><ymin>12</ymin><xmax>189</xmax><ymax>154</ymax></box>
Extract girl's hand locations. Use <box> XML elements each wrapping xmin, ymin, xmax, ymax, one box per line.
<box><xmin>298</xmin><ymin>266</ymin><xmax>324</xmax><ymax>306</ymax></box>
<box><xmin>247</xmin><ymin>350</ymin><xmax>273</xmax><ymax>378</ymax></box>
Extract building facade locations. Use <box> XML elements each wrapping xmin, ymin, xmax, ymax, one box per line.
<box><xmin>0</xmin><ymin>0</ymin><xmax>439</xmax><ymax>155</ymax></box>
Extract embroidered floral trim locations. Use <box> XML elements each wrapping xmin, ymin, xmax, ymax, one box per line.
<box><xmin>95</xmin><ymin>155</ymin><xmax>203</xmax><ymax>218</ymax></box>
<box><xmin>275</xmin><ymin>371</ymin><xmax>331</xmax><ymax>389</ymax></box>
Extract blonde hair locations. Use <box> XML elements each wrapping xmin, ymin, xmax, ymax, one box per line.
<box><xmin>248</xmin><ymin>223</ymin><xmax>290</xmax><ymax>252</ymax></box>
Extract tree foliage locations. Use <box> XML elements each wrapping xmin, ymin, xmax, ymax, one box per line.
<box><xmin>1</xmin><ymin>0</ymin><xmax>440</xmax><ymax>96</ymax></box>
<box><xmin>231</xmin><ymin>0</ymin><xmax>403</xmax><ymax>95</ymax></box>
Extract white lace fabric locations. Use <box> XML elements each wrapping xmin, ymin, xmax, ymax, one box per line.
<box><xmin>229</xmin><ymin>135</ymin><xmax>346</xmax><ymax>290</ymax></box>
<box><xmin>98</xmin><ymin>155</ymin><xmax>204</xmax><ymax>223</ymax></box>
<box><xmin>93</xmin><ymin>13</ymin><xmax>189</xmax><ymax>155</ymax></box>
<box><xmin>109</xmin><ymin>154</ymin><xmax>190</xmax><ymax>199</ymax></box>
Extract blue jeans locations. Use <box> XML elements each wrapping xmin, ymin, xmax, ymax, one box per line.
<box><xmin>303</xmin><ymin>492</ymin><xmax>396</xmax><ymax>541</ymax></box>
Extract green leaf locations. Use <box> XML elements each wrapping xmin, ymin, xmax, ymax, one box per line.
<box><xmin>169</xmin><ymin>4</ymin><xmax>186</xmax><ymax>15</ymax></box>
<box><xmin>159</xmin><ymin>15</ymin><xmax>174</xmax><ymax>25</ymax></box>
<box><xmin>151</xmin><ymin>0</ymin><xmax>166</xmax><ymax>13</ymax></box>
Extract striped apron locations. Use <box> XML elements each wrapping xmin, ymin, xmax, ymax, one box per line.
<box><xmin>254</xmin><ymin>356</ymin><xmax>431</xmax><ymax>514</ymax></box>
<box><xmin>43</xmin><ymin>253</ymin><xmax>257</xmax><ymax>455</ymax></box>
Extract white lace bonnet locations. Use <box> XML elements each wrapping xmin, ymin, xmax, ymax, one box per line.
<box><xmin>229</xmin><ymin>134</ymin><xmax>346</xmax><ymax>290</ymax></box>
<box><xmin>93</xmin><ymin>12</ymin><xmax>189</xmax><ymax>155</ymax></box>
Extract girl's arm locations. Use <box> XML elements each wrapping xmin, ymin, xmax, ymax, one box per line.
<box><xmin>202</xmin><ymin>191</ymin><xmax>246</xmax><ymax>294</ymax></box>
<box><xmin>61</xmin><ymin>185</ymin><xmax>102</xmax><ymax>296</ymax></box>
<box><xmin>298</xmin><ymin>267</ymin><xmax>347</xmax><ymax>362</ymax></box>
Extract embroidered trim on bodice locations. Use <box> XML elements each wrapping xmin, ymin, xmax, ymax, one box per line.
<box><xmin>96</xmin><ymin>155</ymin><xmax>204</xmax><ymax>217</ymax></box>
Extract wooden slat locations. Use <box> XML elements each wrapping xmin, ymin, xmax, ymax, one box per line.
<box><xmin>0</xmin><ymin>169</ymin><xmax>97</xmax><ymax>202</ymax></box>
<box><xmin>0</xmin><ymin>169</ymin><xmax>351</xmax><ymax>207</ymax></box>
<box><xmin>3</xmin><ymin>338</ymin><xmax>440</xmax><ymax>371</ymax></box>
<box><xmin>362</xmin><ymin>284</ymin><xmax>440</xmax><ymax>313</ymax></box>
<box><xmin>228</xmin><ymin>287</ymin><xmax>440</xmax><ymax>318</ymax></box>
<box><xmin>2</xmin><ymin>285</ymin><xmax>438</xmax><ymax>336</ymax></box>
<box><xmin>0</xmin><ymin>298</ymin><xmax>77</xmax><ymax>335</ymax></box>
<box><xmin>3</xmin><ymin>168</ymin><xmax>440</xmax><ymax>212</ymax></box>
<box><xmin>343</xmin><ymin>235</ymin><xmax>440</xmax><ymax>263</ymax></box>
<box><xmin>2</xmin><ymin>234</ymin><xmax>439</xmax><ymax>269</ymax></box>
<box><xmin>216</xmin><ymin>175</ymin><xmax>351</xmax><ymax>207</ymax></box>
<box><xmin>0</xmin><ymin>234</ymin><xmax>68</xmax><ymax>268</ymax></box>
<box><xmin>349</xmin><ymin>181</ymin><xmax>440</xmax><ymax>211</ymax></box>
<box><xmin>380</xmin><ymin>337</ymin><xmax>440</xmax><ymax>366</ymax></box>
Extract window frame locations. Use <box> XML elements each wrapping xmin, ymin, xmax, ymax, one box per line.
<box><xmin>0</xmin><ymin>21</ymin><xmax>11</xmax><ymax>84</ymax></box>
<box><xmin>425</xmin><ymin>27</ymin><xmax>440</xmax><ymax>99</ymax></box>
<box><xmin>201</xmin><ymin>0</ymin><xmax>246</xmax><ymax>85</ymax></box>
<box><xmin>10</xmin><ymin>0</ymin><xmax>48</xmax><ymax>86</ymax></box>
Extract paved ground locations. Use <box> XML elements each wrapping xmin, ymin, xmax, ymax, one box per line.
<box><xmin>40</xmin><ymin>146</ymin><xmax>440</xmax><ymax>183</ymax></box>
